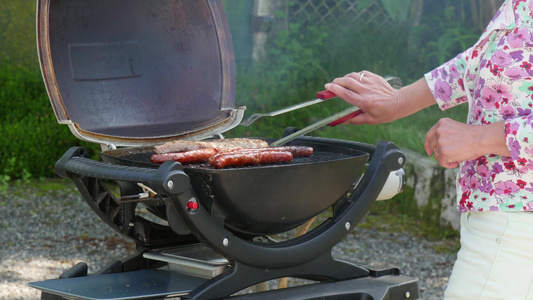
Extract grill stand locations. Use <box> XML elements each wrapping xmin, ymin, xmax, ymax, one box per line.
<box><xmin>35</xmin><ymin>252</ymin><xmax>419</xmax><ymax>300</ymax></box>
<box><xmin>31</xmin><ymin>139</ymin><xmax>420</xmax><ymax>299</ymax></box>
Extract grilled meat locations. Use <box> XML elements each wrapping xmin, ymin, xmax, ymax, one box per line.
<box><xmin>209</xmin><ymin>150</ymin><xmax>294</xmax><ymax>169</ymax></box>
<box><xmin>154</xmin><ymin>138</ymin><xmax>269</xmax><ymax>154</ymax></box>
<box><xmin>151</xmin><ymin>148</ymin><xmax>218</xmax><ymax>164</ymax></box>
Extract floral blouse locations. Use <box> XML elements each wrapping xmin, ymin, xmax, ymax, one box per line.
<box><xmin>425</xmin><ymin>0</ymin><xmax>533</xmax><ymax>212</ymax></box>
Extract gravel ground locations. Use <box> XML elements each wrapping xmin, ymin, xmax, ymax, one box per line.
<box><xmin>0</xmin><ymin>179</ymin><xmax>457</xmax><ymax>300</ymax></box>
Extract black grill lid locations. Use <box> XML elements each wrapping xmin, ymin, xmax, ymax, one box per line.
<box><xmin>37</xmin><ymin>0</ymin><xmax>244</xmax><ymax>147</ymax></box>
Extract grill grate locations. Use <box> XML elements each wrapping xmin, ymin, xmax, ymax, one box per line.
<box><xmin>118</xmin><ymin>150</ymin><xmax>359</xmax><ymax>170</ymax></box>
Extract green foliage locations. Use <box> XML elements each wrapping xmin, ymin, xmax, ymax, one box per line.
<box><xmin>380</xmin><ymin>0</ymin><xmax>413</xmax><ymax>23</ymax></box>
<box><xmin>228</xmin><ymin>19</ymin><xmax>338</xmax><ymax>140</ymax></box>
<box><xmin>413</xmin><ymin>6</ymin><xmax>481</xmax><ymax>66</ymax></box>
<box><xmin>221</xmin><ymin>0</ymin><xmax>255</xmax><ymax>67</ymax></box>
<box><xmin>0</xmin><ymin>65</ymin><xmax>100</xmax><ymax>180</ymax></box>
<box><xmin>227</xmin><ymin>6</ymin><xmax>470</xmax><ymax>153</ymax></box>
<box><xmin>0</xmin><ymin>0</ymin><xmax>38</xmax><ymax>68</ymax></box>
<box><xmin>356</xmin><ymin>0</ymin><xmax>375</xmax><ymax>11</ymax></box>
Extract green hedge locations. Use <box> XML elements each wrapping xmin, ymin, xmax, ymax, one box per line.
<box><xmin>0</xmin><ymin>66</ymin><xmax>99</xmax><ymax>180</ymax></box>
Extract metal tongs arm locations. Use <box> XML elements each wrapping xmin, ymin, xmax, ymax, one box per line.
<box><xmin>270</xmin><ymin>106</ymin><xmax>361</xmax><ymax>147</ymax></box>
<box><xmin>240</xmin><ymin>92</ymin><xmax>337</xmax><ymax>127</ymax></box>
<box><xmin>271</xmin><ymin>76</ymin><xmax>402</xmax><ymax>147</ymax></box>
<box><xmin>243</xmin><ymin>75</ymin><xmax>401</xmax><ymax>128</ymax></box>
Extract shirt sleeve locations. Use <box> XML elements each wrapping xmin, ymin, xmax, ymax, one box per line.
<box><xmin>424</xmin><ymin>47</ymin><xmax>473</xmax><ymax>111</ymax></box>
<box><xmin>505</xmin><ymin>114</ymin><xmax>533</xmax><ymax>163</ymax></box>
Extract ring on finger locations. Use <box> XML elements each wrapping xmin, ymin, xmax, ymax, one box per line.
<box><xmin>433</xmin><ymin>148</ymin><xmax>439</xmax><ymax>156</ymax></box>
<box><xmin>359</xmin><ymin>72</ymin><xmax>366</xmax><ymax>82</ymax></box>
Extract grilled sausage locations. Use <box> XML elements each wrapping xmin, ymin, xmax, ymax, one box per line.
<box><xmin>209</xmin><ymin>150</ymin><xmax>294</xmax><ymax>169</ymax></box>
<box><xmin>274</xmin><ymin>146</ymin><xmax>313</xmax><ymax>157</ymax></box>
<box><xmin>223</xmin><ymin>146</ymin><xmax>313</xmax><ymax>157</ymax></box>
<box><xmin>151</xmin><ymin>148</ymin><xmax>218</xmax><ymax>164</ymax></box>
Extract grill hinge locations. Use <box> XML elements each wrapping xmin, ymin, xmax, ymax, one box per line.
<box><xmin>100</xmin><ymin>143</ymin><xmax>117</xmax><ymax>151</ymax></box>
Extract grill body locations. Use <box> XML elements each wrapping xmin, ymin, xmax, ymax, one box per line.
<box><xmin>30</xmin><ymin>0</ymin><xmax>420</xmax><ymax>298</ymax></box>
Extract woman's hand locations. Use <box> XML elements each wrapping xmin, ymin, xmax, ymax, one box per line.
<box><xmin>425</xmin><ymin>118</ymin><xmax>510</xmax><ymax>169</ymax></box>
<box><xmin>325</xmin><ymin>71</ymin><xmax>436</xmax><ymax>125</ymax></box>
<box><xmin>324</xmin><ymin>71</ymin><xmax>401</xmax><ymax>125</ymax></box>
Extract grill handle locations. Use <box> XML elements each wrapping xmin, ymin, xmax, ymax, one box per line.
<box><xmin>54</xmin><ymin>147</ymin><xmax>190</xmax><ymax>196</ymax></box>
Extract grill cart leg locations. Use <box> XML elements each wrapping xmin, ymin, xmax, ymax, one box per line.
<box><xmin>229</xmin><ymin>267</ymin><xmax>420</xmax><ymax>300</ymax></box>
<box><xmin>183</xmin><ymin>252</ymin><xmax>369</xmax><ymax>299</ymax></box>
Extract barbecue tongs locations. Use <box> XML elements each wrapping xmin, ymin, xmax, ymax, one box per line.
<box><xmin>241</xmin><ymin>75</ymin><xmax>402</xmax><ymax>127</ymax></box>
<box><xmin>270</xmin><ymin>106</ymin><xmax>361</xmax><ymax>147</ymax></box>
<box><xmin>267</xmin><ymin>76</ymin><xmax>402</xmax><ymax>147</ymax></box>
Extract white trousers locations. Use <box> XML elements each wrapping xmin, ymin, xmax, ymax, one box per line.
<box><xmin>444</xmin><ymin>211</ymin><xmax>533</xmax><ymax>300</ymax></box>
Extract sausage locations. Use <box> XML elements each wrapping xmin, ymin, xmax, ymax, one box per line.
<box><xmin>223</xmin><ymin>146</ymin><xmax>313</xmax><ymax>157</ymax></box>
<box><xmin>276</xmin><ymin>146</ymin><xmax>313</xmax><ymax>157</ymax></box>
<box><xmin>151</xmin><ymin>145</ymin><xmax>313</xmax><ymax>167</ymax></box>
<box><xmin>209</xmin><ymin>150</ymin><xmax>294</xmax><ymax>169</ymax></box>
<box><xmin>151</xmin><ymin>148</ymin><xmax>218</xmax><ymax>164</ymax></box>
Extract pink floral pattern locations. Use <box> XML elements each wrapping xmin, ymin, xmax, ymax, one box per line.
<box><xmin>425</xmin><ymin>0</ymin><xmax>533</xmax><ymax>212</ymax></box>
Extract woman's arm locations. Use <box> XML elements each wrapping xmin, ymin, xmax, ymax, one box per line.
<box><xmin>325</xmin><ymin>71</ymin><xmax>511</xmax><ymax>169</ymax></box>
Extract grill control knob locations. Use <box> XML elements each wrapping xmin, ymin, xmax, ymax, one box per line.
<box><xmin>186</xmin><ymin>199</ymin><xmax>199</xmax><ymax>211</ymax></box>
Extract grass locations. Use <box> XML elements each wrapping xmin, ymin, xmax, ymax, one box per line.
<box><xmin>6</xmin><ymin>177</ymin><xmax>77</xmax><ymax>198</ymax></box>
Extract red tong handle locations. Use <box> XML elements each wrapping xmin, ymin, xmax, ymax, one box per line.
<box><xmin>328</xmin><ymin>110</ymin><xmax>363</xmax><ymax>127</ymax></box>
<box><xmin>317</xmin><ymin>90</ymin><xmax>337</xmax><ymax>100</ymax></box>
<box><xmin>317</xmin><ymin>90</ymin><xmax>363</xmax><ymax>126</ymax></box>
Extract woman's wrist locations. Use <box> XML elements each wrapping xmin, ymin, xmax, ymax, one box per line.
<box><xmin>477</xmin><ymin>121</ymin><xmax>510</xmax><ymax>158</ymax></box>
<box><xmin>395</xmin><ymin>78</ymin><xmax>437</xmax><ymax>120</ymax></box>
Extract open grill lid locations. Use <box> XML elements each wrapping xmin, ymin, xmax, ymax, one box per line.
<box><xmin>37</xmin><ymin>0</ymin><xmax>244</xmax><ymax>148</ymax></box>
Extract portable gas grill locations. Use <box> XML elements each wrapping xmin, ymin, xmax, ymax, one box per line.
<box><xmin>29</xmin><ymin>1</ymin><xmax>420</xmax><ymax>299</ymax></box>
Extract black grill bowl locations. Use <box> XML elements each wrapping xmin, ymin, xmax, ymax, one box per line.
<box><xmin>101</xmin><ymin>139</ymin><xmax>369</xmax><ymax>236</ymax></box>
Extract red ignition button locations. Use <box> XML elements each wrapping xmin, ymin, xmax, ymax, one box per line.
<box><xmin>187</xmin><ymin>200</ymin><xmax>199</xmax><ymax>211</ymax></box>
